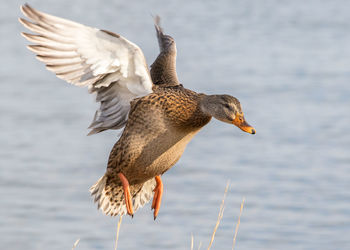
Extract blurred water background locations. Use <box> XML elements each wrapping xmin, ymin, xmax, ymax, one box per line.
<box><xmin>1</xmin><ymin>0</ymin><xmax>350</xmax><ymax>249</ymax></box>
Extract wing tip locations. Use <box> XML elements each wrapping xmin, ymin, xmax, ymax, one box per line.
<box><xmin>153</xmin><ymin>15</ymin><xmax>163</xmax><ymax>34</ymax></box>
<box><xmin>18</xmin><ymin>17</ymin><xmax>36</xmax><ymax>32</ymax></box>
<box><xmin>18</xmin><ymin>17</ymin><xmax>26</xmax><ymax>26</ymax></box>
<box><xmin>19</xmin><ymin>4</ymin><xmax>26</xmax><ymax>14</ymax></box>
<box><xmin>20</xmin><ymin>3</ymin><xmax>34</xmax><ymax>19</ymax></box>
<box><xmin>154</xmin><ymin>15</ymin><xmax>160</xmax><ymax>25</ymax></box>
<box><xmin>20</xmin><ymin>31</ymin><xmax>31</xmax><ymax>39</ymax></box>
<box><xmin>87</xmin><ymin>127</ymin><xmax>105</xmax><ymax>136</ymax></box>
<box><xmin>26</xmin><ymin>44</ymin><xmax>37</xmax><ymax>53</ymax></box>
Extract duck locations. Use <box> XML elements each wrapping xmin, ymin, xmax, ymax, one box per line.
<box><xmin>19</xmin><ymin>4</ymin><xmax>255</xmax><ymax>219</ymax></box>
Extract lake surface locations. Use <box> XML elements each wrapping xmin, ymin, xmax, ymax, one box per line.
<box><xmin>1</xmin><ymin>0</ymin><xmax>350</xmax><ymax>249</ymax></box>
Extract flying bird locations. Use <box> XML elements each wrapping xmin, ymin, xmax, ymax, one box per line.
<box><xmin>19</xmin><ymin>4</ymin><xmax>255</xmax><ymax>219</ymax></box>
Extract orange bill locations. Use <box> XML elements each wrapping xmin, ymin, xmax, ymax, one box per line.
<box><xmin>232</xmin><ymin>113</ymin><xmax>256</xmax><ymax>134</ymax></box>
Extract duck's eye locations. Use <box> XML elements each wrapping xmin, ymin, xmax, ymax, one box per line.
<box><xmin>224</xmin><ymin>104</ymin><xmax>230</xmax><ymax>109</ymax></box>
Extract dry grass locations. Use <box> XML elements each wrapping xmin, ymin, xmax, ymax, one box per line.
<box><xmin>190</xmin><ymin>182</ymin><xmax>245</xmax><ymax>250</ymax></box>
<box><xmin>71</xmin><ymin>238</ymin><xmax>80</xmax><ymax>250</ymax></box>
<box><xmin>114</xmin><ymin>215</ymin><xmax>123</xmax><ymax>250</ymax></box>
<box><xmin>207</xmin><ymin>182</ymin><xmax>230</xmax><ymax>250</ymax></box>
<box><xmin>72</xmin><ymin>183</ymin><xmax>245</xmax><ymax>250</ymax></box>
<box><xmin>232</xmin><ymin>198</ymin><xmax>245</xmax><ymax>250</ymax></box>
<box><xmin>191</xmin><ymin>233</ymin><xmax>194</xmax><ymax>250</ymax></box>
<box><xmin>197</xmin><ymin>241</ymin><xmax>202</xmax><ymax>250</ymax></box>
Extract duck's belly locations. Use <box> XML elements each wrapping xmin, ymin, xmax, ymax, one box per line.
<box><xmin>125</xmin><ymin>130</ymin><xmax>199</xmax><ymax>184</ymax></box>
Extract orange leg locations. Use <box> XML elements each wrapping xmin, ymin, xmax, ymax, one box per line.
<box><xmin>151</xmin><ymin>175</ymin><xmax>163</xmax><ymax>220</ymax></box>
<box><xmin>117</xmin><ymin>173</ymin><xmax>134</xmax><ymax>217</ymax></box>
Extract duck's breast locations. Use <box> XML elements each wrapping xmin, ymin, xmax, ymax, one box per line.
<box><xmin>131</xmin><ymin>127</ymin><xmax>200</xmax><ymax>181</ymax></box>
<box><xmin>119</xmin><ymin>88</ymin><xmax>211</xmax><ymax>183</ymax></box>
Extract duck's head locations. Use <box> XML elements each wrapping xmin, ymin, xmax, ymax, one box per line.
<box><xmin>200</xmin><ymin>94</ymin><xmax>255</xmax><ymax>134</ymax></box>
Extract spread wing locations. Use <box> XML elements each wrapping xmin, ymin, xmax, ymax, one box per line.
<box><xmin>150</xmin><ymin>16</ymin><xmax>180</xmax><ymax>86</ymax></box>
<box><xmin>19</xmin><ymin>4</ymin><xmax>153</xmax><ymax>135</ymax></box>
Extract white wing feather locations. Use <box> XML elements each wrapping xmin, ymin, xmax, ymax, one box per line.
<box><xmin>19</xmin><ymin>4</ymin><xmax>153</xmax><ymax>134</ymax></box>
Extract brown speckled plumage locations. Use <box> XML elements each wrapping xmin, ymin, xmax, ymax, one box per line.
<box><xmin>19</xmin><ymin>5</ymin><xmax>255</xmax><ymax>217</ymax></box>
<box><xmin>93</xmin><ymin>85</ymin><xmax>213</xmax><ymax>216</ymax></box>
<box><xmin>109</xmin><ymin>85</ymin><xmax>211</xmax><ymax>180</ymax></box>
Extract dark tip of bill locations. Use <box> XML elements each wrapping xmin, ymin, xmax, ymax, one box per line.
<box><xmin>251</xmin><ymin>129</ymin><xmax>256</xmax><ymax>134</ymax></box>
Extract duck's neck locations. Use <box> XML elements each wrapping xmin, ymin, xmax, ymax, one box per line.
<box><xmin>199</xmin><ymin>95</ymin><xmax>218</xmax><ymax>117</ymax></box>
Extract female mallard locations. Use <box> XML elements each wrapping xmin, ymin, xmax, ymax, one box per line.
<box><xmin>20</xmin><ymin>4</ymin><xmax>255</xmax><ymax>219</ymax></box>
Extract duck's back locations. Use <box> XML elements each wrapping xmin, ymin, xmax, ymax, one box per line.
<box><xmin>107</xmin><ymin>85</ymin><xmax>211</xmax><ymax>184</ymax></box>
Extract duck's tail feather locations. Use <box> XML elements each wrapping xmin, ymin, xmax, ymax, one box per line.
<box><xmin>90</xmin><ymin>175</ymin><xmax>156</xmax><ymax>216</ymax></box>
